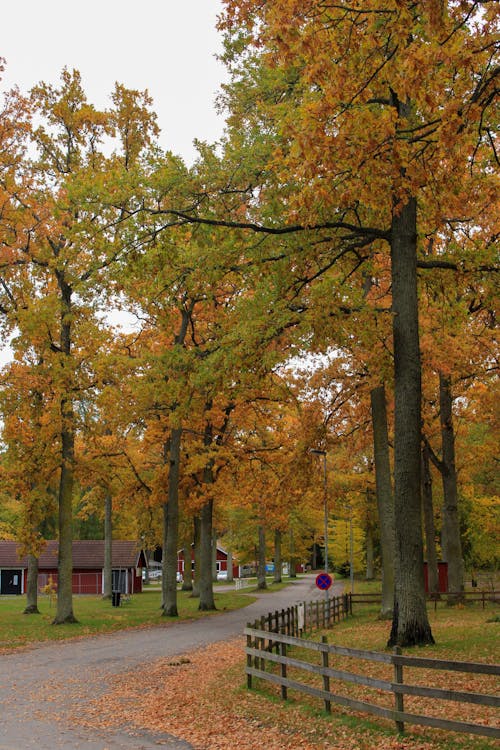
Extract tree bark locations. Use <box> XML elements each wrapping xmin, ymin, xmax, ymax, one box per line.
<box><xmin>439</xmin><ymin>373</ymin><xmax>465</xmax><ymax>603</ymax></box>
<box><xmin>23</xmin><ymin>554</ymin><xmax>40</xmax><ymax>614</ymax></box>
<box><xmin>273</xmin><ymin>528</ymin><xmax>282</xmax><ymax>583</ymax></box>
<box><xmin>421</xmin><ymin>444</ymin><xmax>440</xmax><ymax>598</ymax></box>
<box><xmin>388</xmin><ymin>192</ymin><xmax>434</xmax><ymax>647</ymax></box>
<box><xmin>212</xmin><ymin>529</ymin><xmax>218</xmax><ymax>583</ymax></box>
<box><xmin>190</xmin><ymin>516</ymin><xmax>201</xmax><ymax>598</ymax></box>
<box><xmin>53</xmin><ymin>277</ymin><xmax>77</xmax><ymax>625</ymax></box>
<box><xmin>199</xmin><ymin>498</ymin><xmax>216</xmax><ymax>610</ymax></box>
<box><xmin>370</xmin><ymin>385</ymin><xmax>395</xmax><ymax>619</ymax></box>
<box><xmin>365</xmin><ymin>521</ymin><xmax>375</xmax><ymax>581</ymax></box>
<box><xmin>198</xmin><ymin>415</ymin><xmax>217</xmax><ymax>610</ymax></box>
<box><xmin>226</xmin><ymin>549</ymin><xmax>234</xmax><ymax>583</ymax></box>
<box><xmin>181</xmin><ymin>545</ymin><xmax>193</xmax><ymax>591</ymax></box>
<box><xmin>289</xmin><ymin>527</ymin><xmax>297</xmax><ymax>578</ymax></box>
<box><xmin>257</xmin><ymin>525</ymin><xmax>267</xmax><ymax>589</ymax></box>
<box><xmin>102</xmin><ymin>493</ymin><xmax>112</xmax><ymax>599</ymax></box>
<box><xmin>311</xmin><ymin>536</ymin><xmax>318</xmax><ymax>570</ymax></box>
<box><xmin>162</xmin><ymin>427</ymin><xmax>182</xmax><ymax>617</ymax></box>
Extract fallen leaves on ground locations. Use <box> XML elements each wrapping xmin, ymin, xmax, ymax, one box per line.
<box><xmin>66</xmin><ymin>635</ymin><xmax>497</xmax><ymax>750</ymax></box>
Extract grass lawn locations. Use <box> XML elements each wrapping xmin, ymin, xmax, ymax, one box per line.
<box><xmin>0</xmin><ymin>586</ymin><xmax>257</xmax><ymax>650</ymax></box>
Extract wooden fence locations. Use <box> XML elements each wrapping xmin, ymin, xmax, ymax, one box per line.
<box><xmin>350</xmin><ymin>590</ymin><xmax>500</xmax><ymax>609</ymax></box>
<box><xmin>247</xmin><ymin>593</ymin><xmax>351</xmax><ymax>641</ymax></box>
<box><xmin>245</xmin><ymin>598</ymin><xmax>499</xmax><ymax>739</ymax></box>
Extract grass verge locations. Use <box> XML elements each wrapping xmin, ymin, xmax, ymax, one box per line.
<box><xmin>0</xmin><ymin>587</ymin><xmax>257</xmax><ymax>650</ymax></box>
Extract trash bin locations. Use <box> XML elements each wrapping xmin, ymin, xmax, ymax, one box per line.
<box><xmin>112</xmin><ymin>590</ymin><xmax>121</xmax><ymax>607</ymax></box>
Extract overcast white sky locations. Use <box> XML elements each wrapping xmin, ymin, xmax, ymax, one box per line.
<box><xmin>0</xmin><ymin>0</ymin><xmax>228</xmax><ymax>165</ymax></box>
<box><xmin>0</xmin><ymin>2</ymin><xmax>229</xmax><ymax>364</ymax></box>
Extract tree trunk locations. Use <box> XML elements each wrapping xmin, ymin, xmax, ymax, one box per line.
<box><xmin>421</xmin><ymin>444</ymin><xmax>440</xmax><ymax>598</ymax></box>
<box><xmin>162</xmin><ymin>428</ymin><xmax>182</xmax><ymax>617</ymax></box>
<box><xmin>365</xmin><ymin>522</ymin><xmax>375</xmax><ymax>581</ymax></box>
<box><xmin>257</xmin><ymin>525</ymin><xmax>267</xmax><ymax>589</ymax></box>
<box><xmin>53</xmin><ymin>277</ymin><xmax>77</xmax><ymax>625</ymax></box>
<box><xmin>190</xmin><ymin>516</ymin><xmax>201</xmax><ymax>598</ymax></box>
<box><xmin>289</xmin><ymin>527</ymin><xmax>297</xmax><ymax>578</ymax></box>
<box><xmin>311</xmin><ymin>536</ymin><xmax>318</xmax><ymax>570</ymax></box>
<box><xmin>370</xmin><ymin>385</ymin><xmax>395</xmax><ymax>619</ymax></box>
<box><xmin>439</xmin><ymin>373</ymin><xmax>465</xmax><ymax>603</ymax></box>
<box><xmin>181</xmin><ymin>545</ymin><xmax>193</xmax><ymax>591</ymax></box>
<box><xmin>212</xmin><ymin>529</ymin><xmax>218</xmax><ymax>583</ymax></box>
<box><xmin>23</xmin><ymin>554</ymin><xmax>40</xmax><ymax>614</ymax></box>
<box><xmin>226</xmin><ymin>549</ymin><xmax>234</xmax><ymax>583</ymax></box>
<box><xmin>102</xmin><ymin>493</ymin><xmax>112</xmax><ymax>599</ymax></box>
<box><xmin>199</xmin><ymin>415</ymin><xmax>218</xmax><ymax>610</ymax></box>
<box><xmin>273</xmin><ymin>528</ymin><xmax>282</xmax><ymax>583</ymax></box>
<box><xmin>388</xmin><ymin>192</ymin><xmax>434</xmax><ymax>647</ymax></box>
<box><xmin>161</xmin><ymin>491</ymin><xmax>168</xmax><ymax>609</ymax></box>
<box><xmin>199</xmin><ymin>499</ymin><xmax>216</xmax><ymax>610</ymax></box>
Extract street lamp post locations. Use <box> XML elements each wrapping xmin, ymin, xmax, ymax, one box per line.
<box><xmin>310</xmin><ymin>449</ymin><xmax>328</xmax><ymax>581</ymax></box>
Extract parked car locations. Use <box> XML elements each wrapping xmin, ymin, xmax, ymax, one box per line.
<box><xmin>142</xmin><ymin>569</ymin><xmax>162</xmax><ymax>581</ymax></box>
<box><xmin>143</xmin><ymin>569</ymin><xmax>183</xmax><ymax>582</ymax></box>
<box><xmin>217</xmin><ymin>570</ymin><xmax>228</xmax><ymax>581</ymax></box>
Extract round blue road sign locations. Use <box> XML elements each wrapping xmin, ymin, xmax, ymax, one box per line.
<box><xmin>315</xmin><ymin>572</ymin><xmax>333</xmax><ymax>590</ymax></box>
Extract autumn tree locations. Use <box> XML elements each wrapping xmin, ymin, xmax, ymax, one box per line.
<box><xmin>176</xmin><ymin>0</ymin><xmax>499</xmax><ymax>646</ymax></box>
<box><xmin>0</xmin><ymin>69</ymin><xmax>160</xmax><ymax>623</ymax></box>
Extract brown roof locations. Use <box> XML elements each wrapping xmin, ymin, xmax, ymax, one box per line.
<box><xmin>0</xmin><ymin>540</ymin><xmax>145</xmax><ymax>569</ymax></box>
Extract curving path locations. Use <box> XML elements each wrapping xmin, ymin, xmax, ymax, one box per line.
<box><xmin>0</xmin><ymin>575</ymin><xmax>343</xmax><ymax>749</ymax></box>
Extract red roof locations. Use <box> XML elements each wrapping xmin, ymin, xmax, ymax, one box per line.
<box><xmin>0</xmin><ymin>540</ymin><xmax>145</xmax><ymax>569</ymax></box>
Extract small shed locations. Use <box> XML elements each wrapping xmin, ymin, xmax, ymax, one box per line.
<box><xmin>0</xmin><ymin>540</ymin><xmax>146</xmax><ymax>595</ymax></box>
<box><xmin>423</xmin><ymin>561</ymin><xmax>449</xmax><ymax>594</ymax></box>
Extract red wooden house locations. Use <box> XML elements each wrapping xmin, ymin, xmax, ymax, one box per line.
<box><xmin>177</xmin><ymin>544</ymin><xmax>239</xmax><ymax>579</ymax></box>
<box><xmin>0</xmin><ymin>540</ymin><xmax>146</xmax><ymax>595</ymax></box>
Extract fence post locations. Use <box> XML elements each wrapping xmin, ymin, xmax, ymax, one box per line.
<box><xmin>247</xmin><ymin>624</ymin><xmax>253</xmax><ymax>689</ymax></box>
<box><xmin>393</xmin><ymin>646</ymin><xmax>405</xmax><ymax>734</ymax></box>
<box><xmin>280</xmin><ymin>629</ymin><xmax>288</xmax><ymax>701</ymax></box>
<box><xmin>321</xmin><ymin>635</ymin><xmax>331</xmax><ymax>713</ymax></box>
<box><xmin>274</xmin><ymin>610</ymin><xmax>280</xmax><ymax>653</ymax></box>
<box><xmin>253</xmin><ymin>619</ymin><xmax>260</xmax><ymax>672</ymax></box>
<box><xmin>260</xmin><ymin>616</ymin><xmax>266</xmax><ymax>670</ymax></box>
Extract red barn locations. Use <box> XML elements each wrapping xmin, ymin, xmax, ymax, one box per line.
<box><xmin>0</xmin><ymin>540</ymin><xmax>146</xmax><ymax>595</ymax></box>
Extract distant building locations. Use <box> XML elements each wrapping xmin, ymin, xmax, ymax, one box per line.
<box><xmin>0</xmin><ymin>540</ymin><xmax>146</xmax><ymax>595</ymax></box>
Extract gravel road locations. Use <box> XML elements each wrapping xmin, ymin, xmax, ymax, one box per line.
<box><xmin>0</xmin><ymin>575</ymin><xmax>340</xmax><ymax>749</ymax></box>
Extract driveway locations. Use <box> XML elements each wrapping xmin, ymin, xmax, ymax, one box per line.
<box><xmin>0</xmin><ymin>575</ymin><xmax>342</xmax><ymax>749</ymax></box>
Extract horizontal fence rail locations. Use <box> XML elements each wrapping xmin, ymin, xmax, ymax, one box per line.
<box><xmin>350</xmin><ymin>591</ymin><xmax>500</xmax><ymax>610</ymax></box>
<box><xmin>245</xmin><ymin>616</ymin><xmax>500</xmax><ymax>739</ymax></box>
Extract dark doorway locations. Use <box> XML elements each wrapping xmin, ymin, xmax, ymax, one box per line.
<box><xmin>1</xmin><ymin>569</ymin><xmax>22</xmax><ymax>594</ymax></box>
<box><xmin>112</xmin><ymin>569</ymin><xmax>127</xmax><ymax>593</ymax></box>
